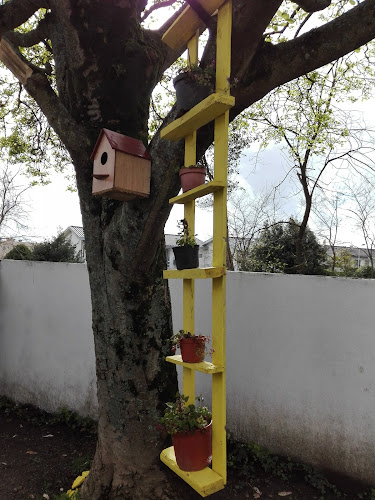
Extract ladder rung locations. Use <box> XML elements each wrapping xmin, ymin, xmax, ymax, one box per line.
<box><xmin>170</xmin><ymin>180</ymin><xmax>225</xmax><ymax>204</ymax></box>
<box><xmin>163</xmin><ymin>267</ymin><xmax>225</xmax><ymax>279</ymax></box>
<box><xmin>166</xmin><ymin>355</ymin><xmax>224</xmax><ymax>374</ymax></box>
<box><xmin>161</xmin><ymin>93</ymin><xmax>235</xmax><ymax>141</ymax></box>
<box><xmin>160</xmin><ymin>446</ymin><xmax>225</xmax><ymax>497</ymax></box>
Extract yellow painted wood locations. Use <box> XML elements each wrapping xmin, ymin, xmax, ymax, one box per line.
<box><xmin>216</xmin><ymin>0</ymin><xmax>232</xmax><ymax>94</ymax></box>
<box><xmin>166</xmin><ymin>355</ymin><xmax>224</xmax><ymax>374</ymax></box>
<box><xmin>161</xmin><ymin>0</ymin><xmax>227</xmax><ymax>51</ymax></box>
<box><xmin>163</xmin><ymin>267</ymin><xmax>226</xmax><ymax>280</ymax></box>
<box><xmin>211</xmin><ymin>276</ymin><xmax>227</xmax><ymax>483</ymax></box>
<box><xmin>160</xmin><ymin>447</ymin><xmax>225</xmax><ymax>496</ymax></box>
<box><xmin>170</xmin><ymin>181</ymin><xmax>225</xmax><ymax>205</ymax></box>
<box><xmin>187</xmin><ymin>31</ymin><xmax>199</xmax><ymax>67</ymax></box>
<box><xmin>161</xmin><ymin>93</ymin><xmax>235</xmax><ymax>142</ymax></box>
<box><xmin>161</xmin><ymin>1</ymin><xmax>232</xmax><ymax>494</ymax></box>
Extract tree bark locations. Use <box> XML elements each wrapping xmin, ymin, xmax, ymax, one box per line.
<box><xmin>1</xmin><ymin>1</ymin><xmax>375</xmax><ymax>498</ymax></box>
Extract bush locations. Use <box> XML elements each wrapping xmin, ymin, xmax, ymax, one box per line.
<box><xmin>3</xmin><ymin>243</ymin><xmax>32</xmax><ymax>260</ymax></box>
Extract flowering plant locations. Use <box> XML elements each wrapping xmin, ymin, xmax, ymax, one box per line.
<box><xmin>176</xmin><ymin>60</ymin><xmax>216</xmax><ymax>89</ymax></box>
<box><xmin>171</xmin><ymin>329</ymin><xmax>206</xmax><ymax>347</ymax></box>
<box><xmin>159</xmin><ymin>393</ymin><xmax>211</xmax><ymax>435</ymax></box>
<box><xmin>175</xmin><ymin>218</ymin><xmax>196</xmax><ymax>247</ymax></box>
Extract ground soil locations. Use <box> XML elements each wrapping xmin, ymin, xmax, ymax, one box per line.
<box><xmin>0</xmin><ymin>398</ymin><xmax>373</xmax><ymax>500</ymax></box>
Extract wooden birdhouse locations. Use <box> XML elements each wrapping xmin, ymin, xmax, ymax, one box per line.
<box><xmin>91</xmin><ymin>129</ymin><xmax>151</xmax><ymax>201</ymax></box>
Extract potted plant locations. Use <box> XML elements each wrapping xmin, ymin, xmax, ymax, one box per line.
<box><xmin>172</xmin><ymin>330</ymin><xmax>208</xmax><ymax>363</ymax></box>
<box><xmin>173</xmin><ymin>219</ymin><xmax>199</xmax><ymax>270</ymax></box>
<box><xmin>173</xmin><ymin>60</ymin><xmax>216</xmax><ymax>114</ymax></box>
<box><xmin>179</xmin><ymin>162</ymin><xmax>206</xmax><ymax>193</ymax></box>
<box><xmin>159</xmin><ymin>393</ymin><xmax>212</xmax><ymax>471</ymax></box>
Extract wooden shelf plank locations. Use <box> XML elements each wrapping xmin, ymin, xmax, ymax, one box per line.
<box><xmin>161</xmin><ymin>93</ymin><xmax>235</xmax><ymax>141</ymax></box>
<box><xmin>162</xmin><ymin>0</ymin><xmax>227</xmax><ymax>51</ymax></box>
<box><xmin>163</xmin><ymin>267</ymin><xmax>225</xmax><ymax>280</ymax></box>
<box><xmin>166</xmin><ymin>355</ymin><xmax>224</xmax><ymax>374</ymax></box>
<box><xmin>170</xmin><ymin>180</ymin><xmax>225</xmax><ymax>204</ymax></box>
<box><xmin>160</xmin><ymin>446</ymin><xmax>225</xmax><ymax>497</ymax></box>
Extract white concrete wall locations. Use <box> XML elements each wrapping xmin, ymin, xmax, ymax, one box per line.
<box><xmin>1</xmin><ymin>261</ymin><xmax>374</xmax><ymax>484</ymax></box>
<box><xmin>0</xmin><ymin>260</ymin><xmax>97</xmax><ymax>417</ymax></box>
<box><xmin>169</xmin><ymin>272</ymin><xmax>375</xmax><ymax>485</ymax></box>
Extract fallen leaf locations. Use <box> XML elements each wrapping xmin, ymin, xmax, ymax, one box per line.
<box><xmin>253</xmin><ymin>494</ymin><xmax>261</xmax><ymax>499</ymax></box>
<box><xmin>278</xmin><ymin>492</ymin><xmax>292</xmax><ymax>497</ymax></box>
<box><xmin>26</xmin><ymin>450</ymin><xmax>38</xmax><ymax>455</ymax></box>
<box><xmin>42</xmin><ymin>434</ymin><xmax>54</xmax><ymax>438</ymax></box>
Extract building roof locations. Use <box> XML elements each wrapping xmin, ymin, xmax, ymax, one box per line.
<box><xmin>65</xmin><ymin>226</ymin><xmax>85</xmax><ymax>240</ymax></box>
<box><xmin>165</xmin><ymin>233</ymin><xmax>203</xmax><ymax>247</ymax></box>
<box><xmin>90</xmin><ymin>129</ymin><xmax>151</xmax><ymax>160</ymax></box>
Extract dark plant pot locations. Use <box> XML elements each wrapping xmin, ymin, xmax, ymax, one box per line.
<box><xmin>173</xmin><ymin>245</ymin><xmax>199</xmax><ymax>270</ymax></box>
<box><xmin>172</xmin><ymin>421</ymin><xmax>212</xmax><ymax>471</ymax></box>
<box><xmin>173</xmin><ymin>73</ymin><xmax>211</xmax><ymax>113</ymax></box>
<box><xmin>180</xmin><ymin>337</ymin><xmax>206</xmax><ymax>363</ymax></box>
<box><xmin>179</xmin><ymin>167</ymin><xmax>206</xmax><ymax>193</ymax></box>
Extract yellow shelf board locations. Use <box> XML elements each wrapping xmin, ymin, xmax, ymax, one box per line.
<box><xmin>160</xmin><ymin>446</ymin><xmax>225</xmax><ymax>497</ymax></box>
<box><xmin>162</xmin><ymin>0</ymin><xmax>227</xmax><ymax>51</ymax></box>
<box><xmin>163</xmin><ymin>267</ymin><xmax>225</xmax><ymax>279</ymax></box>
<box><xmin>170</xmin><ymin>180</ymin><xmax>225</xmax><ymax>204</ymax></box>
<box><xmin>166</xmin><ymin>355</ymin><xmax>224</xmax><ymax>374</ymax></box>
<box><xmin>161</xmin><ymin>93</ymin><xmax>235</xmax><ymax>141</ymax></box>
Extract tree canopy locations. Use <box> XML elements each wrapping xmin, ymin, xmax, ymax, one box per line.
<box><xmin>3</xmin><ymin>242</ymin><xmax>32</xmax><ymax>260</ymax></box>
<box><xmin>240</xmin><ymin>219</ymin><xmax>327</xmax><ymax>275</ymax></box>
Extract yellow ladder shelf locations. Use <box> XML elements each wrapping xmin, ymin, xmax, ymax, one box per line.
<box><xmin>161</xmin><ymin>0</ymin><xmax>233</xmax><ymax>497</ymax></box>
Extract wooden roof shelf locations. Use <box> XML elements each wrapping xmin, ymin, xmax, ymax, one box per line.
<box><xmin>166</xmin><ymin>355</ymin><xmax>224</xmax><ymax>374</ymax></box>
<box><xmin>162</xmin><ymin>0</ymin><xmax>227</xmax><ymax>51</ymax></box>
<box><xmin>160</xmin><ymin>446</ymin><xmax>225</xmax><ymax>497</ymax></box>
<box><xmin>161</xmin><ymin>93</ymin><xmax>235</xmax><ymax>141</ymax></box>
<box><xmin>163</xmin><ymin>267</ymin><xmax>225</xmax><ymax>279</ymax></box>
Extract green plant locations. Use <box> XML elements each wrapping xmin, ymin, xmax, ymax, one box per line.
<box><xmin>171</xmin><ymin>329</ymin><xmax>213</xmax><ymax>358</ymax></box>
<box><xmin>159</xmin><ymin>393</ymin><xmax>211</xmax><ymax>435</ymax></box>
<box><xmin>175</xmin><ymin>218</ymin><xmax>196</xmax><ymax>247</ymax></box>
<box><xmin>171</xmin><ymin>329</ymin><xmax>206</xmax><ymax>346</ymax></box>
<box><xmin>177</xmin><ymin>60</ymin><xmax>216</xmax><ymax>89</ymax></box>
<box><xmin>71</xmin><ymin>455</ymin><xmax>93</xmax><ymax>476</ymax></box>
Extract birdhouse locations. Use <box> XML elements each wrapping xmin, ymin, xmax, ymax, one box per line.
<box><xmin>91</xmin><ymin>129</ymin><xmax>151</xmax><ymax>201</ymax></box>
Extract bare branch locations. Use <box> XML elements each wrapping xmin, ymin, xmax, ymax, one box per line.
<box><xmin>142</xmin><ymin>0</ymin><xmax>178</xmax><ymax>23</ymax></box>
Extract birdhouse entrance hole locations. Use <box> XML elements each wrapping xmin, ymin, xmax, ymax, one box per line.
<box><xmin>101</xmin><ymin>152</ymin><xmax>108</xmax><ymax>165</ymax></box>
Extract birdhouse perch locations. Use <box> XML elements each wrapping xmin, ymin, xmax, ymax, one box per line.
<box><xmin>91</xmin><ymin>129</ymin><xmax>151</xmax><ymax>201</ymax></box>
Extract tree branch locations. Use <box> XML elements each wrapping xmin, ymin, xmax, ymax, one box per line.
<box><xmin>233</xmin><ymin>0</ymin><xmax>375</xmax><ymax>112</ymax></box>
<box><xmin>6</xmin><ymin>14</ymin><xmax>51</xmax><ymax>48</ymax></box>
<box><xmin>294</xmin><ymin>0</ymin><xmax>331</xmax><ymax>12</ymax></box>
<box><xmin>0</xmin><ymin>0</ymin><xmax>49</xmax><ymax>37</ymax></box>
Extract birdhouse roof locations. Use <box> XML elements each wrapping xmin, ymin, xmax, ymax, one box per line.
<box><xmin>90</xmin><ymin>129</ymin><xmax>151</xmax><ymax>160</ymax></box>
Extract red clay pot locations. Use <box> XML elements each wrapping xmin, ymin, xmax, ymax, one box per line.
<box><xmin>180</xmin><ymin>336</ymin><xmax>206</xmax><ymax>363</ymax></box>
<box><xmin>172</xmin><ymin>421</ymin><xmax>212</xmax><ymax>471</ymax></box>
<box><xmin>179</xmin><ymin>167</ymin><xmax>206</xmax><ymax>192</ymax></box>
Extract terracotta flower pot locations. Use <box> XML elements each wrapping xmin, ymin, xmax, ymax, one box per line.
<box><xmin>172</xmin><ymin>421</ymin><xmax>212</xmax><ymax>471</ymax></box>
<box><xmin>173</xmin><ymin>245</ymin><xmax>199</xmax><ymax>270</ymax></box>
<box><xmin>179</xmin><ymin>167</ymin><xmax>206</xmax><ymax>192</ymax></box>
<box><xmin>180</xmin><ymin>336</ymin><xmax>206</xmax><ymax>363</ymax></box>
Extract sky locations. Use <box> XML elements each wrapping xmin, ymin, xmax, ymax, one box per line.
<box><xmin>15</xmin><ymin>135</ymin><xmax>372</xmax><ymax>247</ymax></box>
